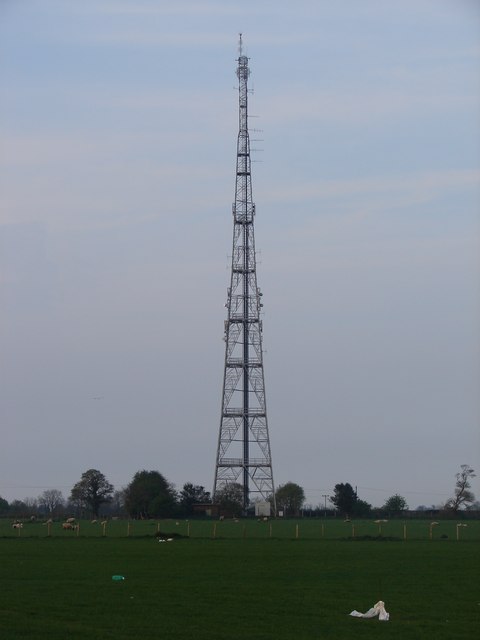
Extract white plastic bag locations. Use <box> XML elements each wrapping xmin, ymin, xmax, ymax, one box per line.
<box><xmin>350</xmin><ymin>600</ymin><xmax>389</xmax><ymax>621</ymax></box>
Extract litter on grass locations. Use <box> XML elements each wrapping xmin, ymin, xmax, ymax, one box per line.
<box><xmin>350</xmin><ymin>600</ymin><xmax>389</xmax><ymax>621</ymax></box>
<box><xmin>112</xmin><ymin>575</ymin><xmax>125</xmax><ymax>581</ymax></box>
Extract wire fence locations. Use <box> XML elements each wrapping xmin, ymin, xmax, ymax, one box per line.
<box><xmin>1</xmin><ymin>517</ymin><xmax>479</xmax><ymax>541</ymax></box>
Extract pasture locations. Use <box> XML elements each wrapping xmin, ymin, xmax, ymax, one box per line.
<box><xmin>2</xmin><ymin>516</ymin><xmax>480</xmax><ymax>541</ymax></box>
<box><xmin>1</xmin><ymin>519</ymin><xmax>478</xmax><ymax>639</ymax></box>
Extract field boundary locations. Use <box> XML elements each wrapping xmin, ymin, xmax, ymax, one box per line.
<box><xmin>1</xmin><ymin>517</ymin><xmax>479</xmax><ymax>541</ymax></box>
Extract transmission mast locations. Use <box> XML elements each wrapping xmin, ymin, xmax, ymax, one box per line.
<box><xmin>213</xmin><ymin>36</ymin><xmax>275</xmax><ymax>514</ymax></box>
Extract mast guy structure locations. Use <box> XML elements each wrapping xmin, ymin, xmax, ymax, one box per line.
<box><xmin>213</xmin><ymin>36</ymin><xmax>275</xmax><ymax>513</ymax></box>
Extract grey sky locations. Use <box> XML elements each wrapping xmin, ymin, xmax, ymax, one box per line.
<box><xmin>1</xmin><ymin>0</ymin><xmax>479</xmax><ymax>509</ymax></box>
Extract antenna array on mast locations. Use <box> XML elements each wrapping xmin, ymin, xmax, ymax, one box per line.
<box><xmin>213</xmin><ymin>38</ymin><xmax>275</xmax><ymax>514</ymax></box>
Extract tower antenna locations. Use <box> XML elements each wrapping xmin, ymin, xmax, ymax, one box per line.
<box><xmin>213</xmin><ymin>38</ymin><xmax>275</xmax><ymax>515</ymax></box>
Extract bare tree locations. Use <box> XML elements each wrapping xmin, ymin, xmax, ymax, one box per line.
<box><xmin>38</xmin><ymin>489</ymin><xmax>64</xmax><ymax>516</ymax></box>
<box><xmin>445</xmin><ymin>465</ymin><xmax>476</xmax><ymax>511</ymax></box>
<box><xmin>213</xmin><ymin>483</ymin><xmax>243</xmax><ymax>516</ymax></box>
<box><xmin>23</xmin><ymin>497</ymin><xmax>38</xmax><ymax>517</ymax></box>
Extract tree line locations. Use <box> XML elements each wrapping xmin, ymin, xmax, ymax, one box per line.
<box><xmin>0</xmin><ymin>470</ymin><xmax>211</xmax><ymax>520</ymax></box>
<box><xmin>0</xmin><ymin>464</ymin><xmax>475</xmax><ymax>520</ymax></box>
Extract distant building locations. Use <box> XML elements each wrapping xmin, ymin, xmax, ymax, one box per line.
<box><xmin>192</xmin><ymin>504</ymin><xmax>220</xmax><ymax>518</ymax></box>
<box><xmin>254</xmin><ymin>501</ymin><xmax>271</xmax><ymax>517</ymax></box>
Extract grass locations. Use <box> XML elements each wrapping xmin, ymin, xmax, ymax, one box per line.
<box><xmin>1</xmin><ymin>530</ymin><xmax>478</xmax><ymax>639</ymax></box>
<box><xmin>2</xmin><ymin>517</ymin><xmax>480</xmax><ymax>541</ymax></box>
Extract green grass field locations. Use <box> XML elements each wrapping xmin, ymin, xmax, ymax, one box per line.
<box><xmin>1</xmin><ymin>520</ymin><xmax>479</xmax><ymax>639</ymax></box>
<box><xmin>2</xmin><ymin>516</ymin><xmax>480</xmax><ymax>541</ymax></box>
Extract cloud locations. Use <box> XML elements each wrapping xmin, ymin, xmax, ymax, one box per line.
<box><xmin>260</xmin><ymin>168</ymin><xmax>480</xmax><ymax>207</ymax></box>
<box><xmin>257</xmin><ymin>168</ymin><xmax>480</xmax><ymax>275</ymax></box>
<box><xmin>257</xmin><ymin>88</ymin><xmax>476</xmax><ymax>128</ymax></box>
<box><xmin>0</xmin><ymin>125</ymin><xmax>233</xmax><ymax>230</ymax></box>
<box><xmin>69</xmin><ymin>0</ymin><xmax>251</xmax><ymax>18</ymax></box>
<box><xmin>87</xmin><ymin>30</ymin><xmax>235</xmax><ymax>48</ymax></box>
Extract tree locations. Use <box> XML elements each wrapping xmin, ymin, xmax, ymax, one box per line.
<box><xmin>109</xmin><ymin>490</ymin><xmax>127</xmax><ymax>517</ymax></box>
<box><xmin>8</xmin><ymin>500</ymin><xmax>29</xmax><ymax>518</ymax></box>
<box><xmin>124</xmin><ymin>470</ymin><xmax>177</xmax><ymax>519</ymax></box>
<box><xmin>70</xmin><ymin>469</ymin><xmax>114</xmax><ymax>517</ymax></box>
<box><xmin>445</xmin><ymin>465</ymin><xmax>476</xmax><ymax>511</ymax></box>
<box><xmin>382</xmin><ymin>494</ymin><xmax>408</xmax><ymax>516</ymax></box>
<box><xmin>0</xmin><ymin>496</ymin><xmax>9</xmax><ymax>515</ymax></box>
<box><xmin>38</xmin><ymin>489</ymin><xmax>64</xmax><ymax>516</ymax></box>
<box><xmin>213</xmin><ymin>483</ymin><xmax>243</xmax><ymax>516</ymax></box>
<box><xmin>179</xmin><ymin>483</ymin><xmax>211</xmax><ymax>515</ymax></box>
<box><xmin>355</xmin><ymin>498</ymin><xmax>372</xmax><ymax>517</ymax></box>
<box><xmin>275</xmin><ymin>482</ymin><xmax>305</xmax><ymax>516</ymax></box>
<box><xmin>330</xmin><ymin>483</ymin><xmax>357</xmax><ymax>517</ymax></box>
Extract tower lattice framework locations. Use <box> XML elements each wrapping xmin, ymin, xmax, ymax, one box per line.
<box><xmin>214</xmin><ymin>37</ymin><xmax>275</xmax><ymax>513</ymax></box>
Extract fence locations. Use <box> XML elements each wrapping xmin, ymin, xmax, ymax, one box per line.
<box><xmin>1</xmin><ymin>517</ymin><xmax>479</xmax><ymax>541</ymax></box>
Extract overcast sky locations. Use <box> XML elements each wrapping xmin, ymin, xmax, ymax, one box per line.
<box><xmin>1</xmin><ymin>0</ymin><xmax>479</xmax><ymax>509</ymax></box>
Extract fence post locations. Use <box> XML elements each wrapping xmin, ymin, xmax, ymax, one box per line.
<box><xmin>457</xmin><ymin>523</ymin><xmax>467</xmax><ymax>540</ymax></box>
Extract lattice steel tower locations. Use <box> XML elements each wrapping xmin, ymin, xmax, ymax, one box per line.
<box><xmin>213</xmin><ymin>36</ymin><xmax>275</xmax><ymax>513</ymax></box>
